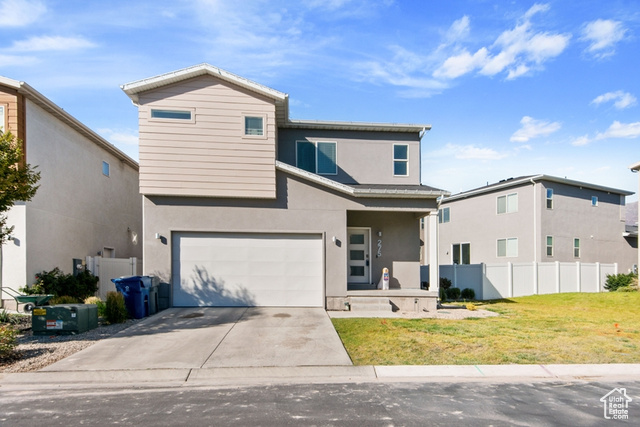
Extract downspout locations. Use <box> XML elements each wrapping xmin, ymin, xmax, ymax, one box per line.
<box><xmin>530</xmin><ymin>177</ymin><xmax>537</xmax><ymax>263</ymax></box>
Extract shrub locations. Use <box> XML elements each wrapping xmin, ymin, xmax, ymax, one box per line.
<box><xmin>466</xmin><ymin>303</ymin><xmax>477</xmax><ymax>311</ymax></box>
<box><xmin>440</xmin><ymin>277</ymin><xmax>452</xmax><ymax>290</ymax></box>
<box><xmin>32</xmin><ymin>267</ymin><xmax>99</xmax><ymax>300</ymax></box>
<box><xmin>617</xmin><ymin>286</ymin><xmax>638</xmax><ymax>292</ymax></box>
<box><xmin>439</xmin><ymin>286</ymin><xmax>447</xmax><ymax>303</ymax></box>
<box><xmin>84</xmin><ymin>296</ymin><xmax>106</xmax><ymax>318</ymax></box>
<box><xmin>105</xmin><ymin>291</ymin><xmax>128</xmax><ymax>324</ymax></box>
<box><xmin>604</xmin><ymin>273</ymin><xmax>637</xmax><ymax>292</ymax></box>
<box><xmin>50</xmin><ymin>295</ymin><xmax>80</xmax><ymax>305</ymax></box>
<box><xmin>446</xmin><ymin>287</ymin><xmax>461</xmax><ymax>300</ymax></box>
<box><xmin>0</xmin><ymin>324</ymin><xmax>18</xmax><ymax>357</ymax></box>
<box><xmin>461</xmin><ymin>288</ymin><xmax>476</xmax><ymax>300</ymax></box>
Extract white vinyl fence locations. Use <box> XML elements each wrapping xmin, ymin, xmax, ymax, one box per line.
<box><xmin>421</xmin><ymin>261</ymin><xmax>618</xmax><ymax>300</ymax></box>
<box><xmin>86</xmin><ymin>256</ymin><xmax>142</xmax><ymax>300</ymax></box>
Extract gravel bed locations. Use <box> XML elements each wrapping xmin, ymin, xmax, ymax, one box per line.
<box><xmin>1</xmin><ymin>318</ymin><xmax>140</xmax><ymax>373</ymax></box>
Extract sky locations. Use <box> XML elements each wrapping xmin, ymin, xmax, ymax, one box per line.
<box><xmin>1</xmin><ymin>0</ymin><xmax>639</xmax><ymax>200</ymax></box>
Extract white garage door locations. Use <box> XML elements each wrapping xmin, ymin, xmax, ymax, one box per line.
<box><xmin>172</xmin><ymin>232</ymin><xmax>324</xmax><ymax>307</ymax></box>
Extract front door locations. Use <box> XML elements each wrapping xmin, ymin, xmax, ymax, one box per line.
<box><xmin>347</xmin><ymin>227</ymin><xmax>370</xmax><ymax>284</ymax></box>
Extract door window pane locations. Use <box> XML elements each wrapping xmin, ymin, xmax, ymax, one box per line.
<box><xmin>350</xmin><ymin>250</ymin><xmax>365</xmax><ymax>261</ymax></box>
<box><xmin>349</xmin><ymin>234</ymin><xmax>365</xmax><ymax>245</ymax></box>
<box><xmin>350</xmin><ymin>266</ymin><xmax>365</xmax><ymax>276</ymax></box>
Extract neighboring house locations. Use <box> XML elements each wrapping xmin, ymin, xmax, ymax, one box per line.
<box><xmin>0</xmin><ymin>77</ymin><xmax>142</xmax><ymax>307</ymax></box>
<box><xmin>631</xmin><ymin>162</ymin><xmax>640</xmax><ymax>271</ymax></box>
<box><xmin>430</xmin><ymin>175</ymin><xmax>636</xmax><ymax>272</ymax></box>
<box><xmin>121</xmin><ymin>63</ymin><xmax>447</xmax><ymax>310</ymax></box>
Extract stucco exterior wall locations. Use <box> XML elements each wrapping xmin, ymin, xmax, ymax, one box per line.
<box><xmin>278</xmin><ymin>128</ymin><xmax>421</xmax><ymax>185</ymax></box>
<box><xmin>143</xmin><ymin>170</ymin><xmax>434</xmax><ymax>301</ymax></box>
<box><xmin>4</xmin><ymin>100</ymin><xmax>142</xmax><ymax>287</ymax></box>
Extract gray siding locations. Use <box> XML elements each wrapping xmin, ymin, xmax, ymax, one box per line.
<box><xmin>278</xmin><ymin>128</ymin><xmax>421</xmax><ymax>185</ymax></box>
<box><xmin>137</xmin><ymin>75</ymin><xmax>277</xmax><ymax>198</ymax></box>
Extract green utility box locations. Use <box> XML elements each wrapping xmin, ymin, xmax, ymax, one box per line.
<box><xmin>32</xmin><ymin>304</ymin><xmax>98</xmax><ymax>335</ymax></box>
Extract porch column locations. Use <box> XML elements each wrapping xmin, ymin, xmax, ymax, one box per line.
<box><xmin>428</xmin><ymin>211</ymin><xmax>439</xmax><ymax>294</ymax></box>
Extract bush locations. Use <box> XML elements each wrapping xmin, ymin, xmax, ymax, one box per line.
<box><xmin>50</xmin><ymin>295</ymin><xmax>80</xmax><ymax>305</ymax></box>
<box><xmin>84</xmin><ymin>296</ymin><xmax>106</xmax><ymax>318</ymax></box>
<box><xmin>31</xmin><ymin>267</ymin><xmax>99</xmax><ymax>300</ymax></box>
<box><xmin>440</xmin><ymin>277</ymin><xmax>452</xmax><ymax>290</ymax></box>
<box><xmin>105</xmin><ymin>291</ymin><xmax>128</xmax><ymax>324</ymax></box>
<box><xmin>461</xmin><ymin>288</ymin><xmax>476</xmax><ymax>300</ymax></box>
<box><xmin>439</xmin><ymin>286</ymin><xmax>447</xmax><ymax>303</ymax></box>
<box><xmin>617</xmin><ymin>286</ymin><xmax>638</xmax><ymax>292</ymax></box>
<box><xmin>0</xmin><ymin>324</ymin><xmax>18</xmax><ymax>357</ymax></box>
<box><xmin>446</xmin><ymin>287</ymin><xmax>461</xmax><ymax>300</ymax></box>
<box><xmin>604</xmin><ymin>273</ymin><xmax>637</xmax><ymax>292</ymax></box>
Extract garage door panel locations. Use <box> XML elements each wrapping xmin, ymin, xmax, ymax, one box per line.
<box><xmin>173</xmin><ymin>232</ymin><xmax>323</xmax><ymax>307</ymax></box>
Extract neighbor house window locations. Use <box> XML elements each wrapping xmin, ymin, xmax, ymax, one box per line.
<box><xmin>546</xmin><ymin>236</ymin><xmax>553</xmax><ymax>257</ymax></box>
<box><xmin>452</xmin><ymin>243</ymin><xmax>470</xmax><ymax>265</ymax></box>
<box><xmin>574</xmin><ymin>238</ymin><xmax>580</xmax><ymax>258</ymax></box>
<box><xmin>102</xmin><ymin>161</ymin><xmax>110</xmax><ymax>177</ymax></box>
<box><xmin>591</xmin><ymin>196</ymin><xmax>598</xmax><ymax>207</ymax></box>
<box><xmin>244</xmin><ymin>115</ymin><xmax>264</xmax><ymax>136</ymax></box>
<box><xmin>438</xmin><ymin>207</ymin><xmax>450</xmax><ymax>223</ymax></box>
<box><xmin>393</xmin><ymin>144</ymin><xmax>409</xmax><ymax>176</ymax></box>
<box><xmin>497</xmin><ymin>193</ymin><xmax>518</xmax><ymax>214</ymax></box>
<box><xmin>497</xmin><ymin>238</ymin><xmax>518</xmax><ymax>257</ymax></box>
<box><xmin>0</xmin><ymin>105</ymin><xmax>5</xmax><ymax>133</ymax></box>
<box><xmin>546</xmin><ymin>188</ymin><xmax>553</xmax><ymax>209</ymax></box>
<box><xmin>296</xmin><ymin>140</ymin><xmax>337</xmax><ymax>175</ymax></box>
<box><xmin>150</xmin><ymin>109</ymin><xmax>192</xmax><ymax>120</ymax></box>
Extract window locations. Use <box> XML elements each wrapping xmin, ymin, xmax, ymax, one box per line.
<box><xmin>244</xmin><ymin>115</ymin><xmax>264</xmax><ymax>136</ymax></box>
<box><xmin>546</xmin><ymin>236</ymin><xmax>553</xmax><ymax>257</ymax></box>
<box><xmin>497</xmin><ymin>193</ymin><xmax>518</xmax><ymax>214</ymax></box>
<box><xmin>497</xmin><ymin>238</ymin><xmax>518</xmax><ymax>257</ymax></box>
<box><xmin>150</xmin><ymin>109</ymin><xmax>192</xmax><ymax>120</ymax></box>
<box><xmin>574</xmin><ymin>238</ymin><xmax>580</xmax><ymax>258</ymax></box>
<box><xmin>452</xmin><ymin>243</ymin><xmax>470</xmax><ymax>265</ymax></box>
<box><xmin>546</xmin><ymin>188</ymin><xmax>553</xmax><ymax>209</ymax></box>
<box><xmin>438</xmin><ymin>207</ymin><xmax>450</xmax><ymax>223</ymax></box>
<box><xmin>102</xmin><ymin>161</ymin><xmax>110</xmax><ymax>177</ymax></box>
<box><xmin>296</xmin><ymin>140</ymin><xmax>337</xmax><ymax>175</ymax></box>
<box><xmin>393</xmin><ymin>144</ymin><xmax>409</xmax><ymax>176</ymax></box>
<box><xmin>0</xmin><ymin>105</ymin><xmax>5</xmax><ymax>133</ymax></box>
<box><xmin>591</xmin><ymin>196</ymin><xmax>598</xmax><ymax>207</ymax></box>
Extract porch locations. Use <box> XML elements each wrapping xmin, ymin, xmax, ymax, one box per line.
<box><xmin>327</xmin><ymin>289</ymin><xmax>438</xmax><ymax>313</ymax></box>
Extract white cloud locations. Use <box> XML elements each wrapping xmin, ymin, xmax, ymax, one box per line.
<box><xmin>9</xmin><ymin>36</ymin><xmax>96</xmax><ymax>52</ymax></box>
<box><xmin>430</xmin><ymin>143</ymin><xmax>509</xmax><ymax>160</ymax></box>
<box><xmin>581</xmin><ymin>19</ymin><xmax>627</xmax><ymax>58</ymax></box>
<box><xmin>571</xmin><ymin>135</ymin><xmax>592</xmax><ymax>146</ymax></box>
<box><xmin>591</xmin><ymin>91</ymin><xmax>637</xmax><ymax>110</ymax></box>
<box><xmin>98</xmin><ymin>128</ymin><xmax>139</xmax><ymax>146</ymax></box>
<box><xmin>0</xmin><ymin>53</ymin><xmax>38</xmax><ymax>67</ymax></box>
<box><xmin>444</xmin><ymin>15</ymin><xmax>471</xmax><ymax>44</ymax></box>
<box><xmin>0</xmin><ymin>0</ymin><xmax>46</xmax><ymax>27</ymax></box>
<box><xmin>510</xmin><ymin>116</ymin><xmax>561</xmax><ymax>142</ymax></box>
<box><xmin>433</xmin><ymin>48</ymin><xmax>488</xmax><ymax>79</ymax></box>
<box><xmin>595</xmin><ymin>121</ymin><xmax>640</xmax><ymax>140</ymax></box>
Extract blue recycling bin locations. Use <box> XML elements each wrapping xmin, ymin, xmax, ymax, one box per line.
<box><xmin>111</xmin><ymin>276</ymin><xmax>151</xmax><ymax>319</ymax></box>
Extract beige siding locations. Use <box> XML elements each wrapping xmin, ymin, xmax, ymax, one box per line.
<box><xmin>137</xmin><ymin>75</ymin><xmax>277</xmax><ymax>198</ymax></box>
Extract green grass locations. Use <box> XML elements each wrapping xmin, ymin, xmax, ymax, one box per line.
<box><xmin>331</xmin><ymin>292</ymin><xmax>640</xmax><ymax>365</ymax></box>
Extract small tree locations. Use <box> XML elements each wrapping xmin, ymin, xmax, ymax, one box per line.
<box><xmin>0</xmin><ymin>132</ymin><xmax>40</xmax><ymax>243</ymax></box>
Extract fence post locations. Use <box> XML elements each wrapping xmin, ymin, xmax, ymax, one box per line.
<box><xmin>576</xmin><ymin>262</ymin><xmax>581</xmax><ymax>293</ymax></box>
<box><xmin>453</xmin><ymin>263</ymin><xmax>458</xmax><ymax>288</ymax></box>
<box><xmin>507</xmin><ymin>262</ymin><xmax>513</xmax><ymax>298</ymax></box>
<box><xmin>596</xmin><ymin>262</ymin><xmax>601</xmax><ymax>292</ymax></box>
<box><xmin>481</xmin><ymin>263</ymin><xmax>487</xmax><ymax>300</ymax></box>
<box><xmin>533</xmin><ymin>261</ymin><xmax>538</xmax><ymax>296</ymax></box>
<box><xmin>130</xmin><ymin>257</ymin><xmax>137</xmax><ymax>276</ymax></box>
<box><xmin>555</xmin><ymin>261</ymin><xmax>561</xmax><ymax>294</ymax></box>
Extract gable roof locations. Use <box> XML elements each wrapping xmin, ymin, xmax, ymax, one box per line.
<box><xmin>0</xmin><ymin>76</ymin><xmax>138</xmax><ymax>170</ymax></box>
<box><xmin>276</xmin><ymin>161</ymin><xmax>448</xmax><ymax>199</ymax></box>
<box><xmin>121</xmin><ymin>64</ymin><xmax>431</xmax><ymax>134</ymax></box>
<box><xmin>444</xmin><ymin>174</ymin><xmax>634</xmax><ymax>202</ymax></box>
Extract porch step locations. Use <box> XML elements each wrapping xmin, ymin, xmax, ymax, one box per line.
<box><xmin>349</xmin><ymin>297</ymin><xmax>393</xmax><ymax>312</ymax></box>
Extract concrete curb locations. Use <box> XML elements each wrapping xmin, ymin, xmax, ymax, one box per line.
<box><xmin>2</xmin><ymin>364</ymin><xmax>640</xmax><ymax>391</ymax></box>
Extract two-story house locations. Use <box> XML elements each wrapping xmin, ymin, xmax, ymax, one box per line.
<box><xmin>433</xmin><ymin>175</ymin><xmax>636</xmax><ymax>271</ymax></box>
<box><xmin>1</xmin><ymin>77</ymin><xmax>142</xmax><ymax>308</ymax></box>
<box><xmin>121</xmin><ymin>63</ymin><xmax>447</xmax><ymax>310</ymax></box>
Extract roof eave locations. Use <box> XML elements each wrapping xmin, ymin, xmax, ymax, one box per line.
<box><xmin>282</xmin><ymin>119</ymin><xmax>431</xmax><ymax>133</ymax></box>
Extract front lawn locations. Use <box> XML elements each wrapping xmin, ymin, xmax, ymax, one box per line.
<box><xmin>331</xmin><ymin>293</ymin><xmax>640</xmax><ymax>365</ymax></box>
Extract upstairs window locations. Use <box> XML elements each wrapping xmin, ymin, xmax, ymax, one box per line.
<box><xmin>102</xmin><ymin>161</ymin><xmax>110</xmax><ymax>177</ymax></box>
<box><xmin>546</xmin><ymin>188</ymin><xmax>553</xmax><ymax>209</ymax></box>
<box><xmin>393</xmin><ymin>144</ymin><xmax>409</xmax><ymax>176</ymax></box>
<box><xmin>452</xmin><ymin>243</ymin><xmax>470</xmax><ymax>265</ymax></box>
<box><xmin>591</xmin><ymin>196</ymin><xmax>598</xmax><ymax>207</ymax></box>
<box><xmin>497</xmin><ymin>237</ymin><xmax>518</xmax><ymax>257</ymax></box>
<box><xmin>0</xmin><ymin>105</ymin><xmax>5</xmax><ymax>133</ymax></box>
<box><xmin>497</xmin><ymin>193</ymin><xmax>518</xmax><ymax>214</ymax></box>
<box><xmin>574</xmin><ymin>238</ymin><xmax>580</xmax><ymax>258</ymax></box>
<box><xmin>296</xmin><ymin>140</ymin><xmax>337</xmax><ymax>175</ymax></box>
<box><xmin>546</xmin><ymin>236</ymin><xmax>553</xmax><ymax>256</ymax></box>
<box><xmin>150</xmin><ymin>109</ymin><xmax>192</xmax><ymax>120</ymax></box>
<box><xmin>244</xmin><ymin>115</ymin><xmax>264</xmax><ymax>136</ymax></box>
<box><xmin>438</xmin><ymin>207</ymin><xmax>450</xmax><ymax>223</ymax></box>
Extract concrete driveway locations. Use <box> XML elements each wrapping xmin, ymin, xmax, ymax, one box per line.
<box><xmin>42</xmin><ymin>307</ymin><xmax>352</xmax><ymax>371</ymax></box>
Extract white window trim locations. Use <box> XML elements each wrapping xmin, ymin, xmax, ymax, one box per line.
<box><xmin>149</xmin><ymin>107</ymin><xmax>195</xmax><ymax>124</ymax></box>
<box><xmin>497</xmin><ymin>192</ymin><xmax>518</xmax><ymax>215</ymax></box>
<box><xmin>392</xmin><ymin>143</ymin><xmax>409</xmax><ymax>177</ymax></box>
<box><xmin>497</xmin><ymin>237</ymin><xmax>518</xmax><ymax>258</ymax></box>
<box><xmin>102</xmin><ymin>161</ymin><xmax>110</xmax><ymax>177</ymax></box>
<box><xmin>439</xmin><ymin>207</ymin><xmax>450</xmax><ymax>224</ymax></box>
<box><xmin>546</xmin><ymin>235</ymin><xmax>553</xmax><ymax>257</ymax></box>
<box><xmin>295</xmin><ymin>140</ymin><xmax>338</xmax><ymax>176</ymax></box>
<box><xmin>242</xmin><ymin>113</ymin><xmax>268</xmax><ymax>139</ymax></box>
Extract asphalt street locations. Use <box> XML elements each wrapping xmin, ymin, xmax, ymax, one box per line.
<box><xmin>1</xmin><ymin>380</ymin><xmax>636</xmax><ymax>426</ymax></box>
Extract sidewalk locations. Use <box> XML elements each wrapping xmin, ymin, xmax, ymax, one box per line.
<box><xmin>3</xmin><ymin>363</ymin><xmax>640</xmax><ymax>391</ymax></box>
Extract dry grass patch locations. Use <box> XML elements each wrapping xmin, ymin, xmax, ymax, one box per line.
<box><xmin>331</xmin><ymin>293</ymin><xmax>640</xmax><ymax>365</ymax></box>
